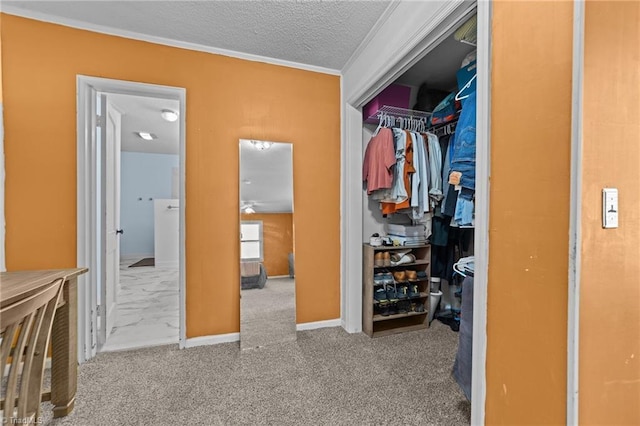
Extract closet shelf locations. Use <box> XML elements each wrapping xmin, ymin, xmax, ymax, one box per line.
<box><xmin>365</xmin><ymin>105</ymin><xmax>431</xmax><ymax>125</ymax></box>
<box><xmin>372</xmin><ymin>292</ymin><xmax>429</xmax><ymax>304</ymax></box>
<box><xmin>374</xmin><ymin>260</ymin><xmax>430</xmax><ymax>269</ymax></box>
<box><xmin>373</xmin><ymin>311</ymin><xmax>428</xmax><ymax>322</ymax></box>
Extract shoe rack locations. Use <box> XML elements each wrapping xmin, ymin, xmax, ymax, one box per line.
<box><xmin>362</xmin><ymin>243</ymin><xmax>431</xmax><ymax>337</ymax></box>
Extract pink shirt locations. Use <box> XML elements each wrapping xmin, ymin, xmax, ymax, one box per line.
<box><xmin>363</xmin><ymin>127</ymin><xmax>396</xmax><ymax>194</ymax></box>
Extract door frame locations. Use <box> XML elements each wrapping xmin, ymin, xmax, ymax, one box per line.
<box><xmin>340</xmin><ymin>2</ymin><xmax>489</xmax><ymax>424</ymax></box>
<box><xmin>76</xmin><ymin>76</ymin><xmax>187</xmax><ymax>363</ymax></box>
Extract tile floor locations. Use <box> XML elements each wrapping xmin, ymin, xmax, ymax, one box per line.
<box><xmin>100</xmin><ymin>256</ymin><xmax>179</xmax><ymax>352</ymax></box>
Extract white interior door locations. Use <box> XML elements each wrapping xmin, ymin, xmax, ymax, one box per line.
<box><xmin>104</xmin><ymin>99</ymin><xmax>122</xmax><ymax>340</ymax></box>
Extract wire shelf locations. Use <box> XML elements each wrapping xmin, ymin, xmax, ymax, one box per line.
<box><xmin>365</xmin><ymin>105</ymin><xmax>431</xmax><ymax>123</ymax></box>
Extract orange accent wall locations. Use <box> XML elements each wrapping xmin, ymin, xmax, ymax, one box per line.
<box><xmin>580</xmin><ymin>2</ymin><xmax>640</xmax><ymax>424</ymax></box>
<box><xmin>241</xmin><ymin>213</ymin><xmax>293</xmax><ymax>277</ymax></box>
<box><xmin>1</xmin><ymin>15</ymin><xmax>341</xmax><ymax>336</ymax></box>
<box><xmin>487</xmin><ymin>1</ymin><xmax>573</xmax><ymax>423</ymax></box>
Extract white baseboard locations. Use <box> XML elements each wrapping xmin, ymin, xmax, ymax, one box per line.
<box><xmin>182</xmin><ymin>319</ymin><xmax>341</xmax><ymax>349</ymax></box>
<box><xmin>184</xmin><ymin>333</ymin><xmax>240</xmax><ymax>348</ymax></box>
<box><xmin>296</xmin><ymin>318</ymin><xmax>342</xmax><ymax>331</ymax></box>
<box><xmin>155</xmin><ymin>260</ymin><xmax>178</xmax><ymax>268</ymax></box>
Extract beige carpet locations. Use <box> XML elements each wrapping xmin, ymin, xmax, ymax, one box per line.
<box><xmin>240</xmin><ymin>277</ymin><xmax>296</xmax><ymax>350</ymax></box>
<box><xmin>40</xmin><ymin>323</ymin><xmax>469</xmax><ymax>425</ymax></box>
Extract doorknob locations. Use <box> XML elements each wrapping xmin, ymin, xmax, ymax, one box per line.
<box><xmin>116</xmin><ymin>229</ymin><xmax>124</xmax><ymax>235</ymax></box>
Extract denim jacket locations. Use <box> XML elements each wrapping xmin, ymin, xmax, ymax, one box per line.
<box><xmin>450</xmin><ymin>90</ymin><xmax>477</xmax><ymax>190</ymax></box>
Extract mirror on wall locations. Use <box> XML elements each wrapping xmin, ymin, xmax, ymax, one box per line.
<box><xmin>239</xmin><ymin>139</ymin><xmax>295</xmax><ymax>350</ymax></box>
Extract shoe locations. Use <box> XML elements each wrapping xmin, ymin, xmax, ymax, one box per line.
<box><xmin>382</xmin><ymin>251</ymin><xmax>391</xmax><ymax>266</ymax></box>
<box><xmin>396</xmin><ymin>283</ymin><xmax>409</xmax><ymax>299</ymax></box>
<box><xmin>414</xmin><ymin>303</ymin><xmax>425</xmax><ymax>313</ymax></box>
<box><xmin>417</xmin><ymin>271</ymin><xmax>428</xmax><ymax>280</ymax></box>
<box><xmin>374</xmin><ymin>273</ymin><xmax>386</xmax><ymax>285</ymax></box>
<box><xmin>379</xmin><ymin>302</ymin><xmax>390</xmax><ymax>316</ymax></box>
<box><xmin>398</xmin><ymin>300</ymin><xmax>409</xmax><ymax>314</ymax></box>
<box><xmin>385</xmin><ymin>284</ymin><xmax>398</xmax><ymax>302</ymax></box>
<box><xmin>406</xmin><ymin>270</ymin><xmax>418</xmax><ymax>281</ymax></box>
<box><xmin>374</xmin><ymin>252</ymin><xmax>384</xmax><ymax>267</ymax></box>
<box><xmin>408</xmin><ymin>283</ymin><xmax>420</xmax><ymax>298</ymax></box>
<box><xmin>396</xmin><ymin>253</ymin><xmax>416</xmax><ymax>265</ymax></box>
<box><xmin>389</xmin><ymin>250</ymin><xmax>411</xmax><ymax>264</ymax></box>
<box><xmin>374</xmin><ymin>286</ymin><xmax>388</xmax><ymax>303</ymax></box>
<box><xmin>382</xmin><ymin>272</ymin><xmax>394</xmax><ymax>284</ymax></box>
<box><xmin>393</xmin><ymin>271</ymin><xmax>406</xmax><ymax>282</ymax></box>
<box><xmin>388</xmin><ymin>302</ymin><xmax>398</xmax><ymax>315</ymax></box>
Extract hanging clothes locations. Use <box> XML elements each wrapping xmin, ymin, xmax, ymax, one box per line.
<box><xmin>425</xmin><ymin>132</ymin><xmax>443</xmax><ymax>210</ymax></box>
<box><xmin>449</xmin><ymin>90</ymin><xmax>477</xmax><ymax>191</ymax></box>
<box><xmin>410</xmin><ymin>132</ymin><xmax>429</xmax><ymax>220</ymax></box>
<box><xmin>380</xmin><ymin>129</ymin><xmax>408</xmax><ymax>215</ymax></box>
<box><xmin>395</xmin><ymin>130</ymin><xmax>415</xmax><ymax>211</ymax></box>
<box><xmin>362</xmin><ymin>127</ymin><xmax>396</xmax><ymax>195</ymax></box>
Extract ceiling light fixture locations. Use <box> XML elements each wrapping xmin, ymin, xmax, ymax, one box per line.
<box><xmin>161</xmin><ymin>109</ymin><xmax>179</xmax><ymax>122</ymax></box>
<box><xmin>243</xmin><ymin>206</ymin><xmax>256</xmax><ymax>214</ymax></box>
<box><xmin>136</xmin><ymin>132</ymin><xmax>157</xmax><ymax>141</ymax></box>
<box><xmin>250</xmin><ymin>140</ymin><xmax>273</xmax><ymax>151</ymax></box>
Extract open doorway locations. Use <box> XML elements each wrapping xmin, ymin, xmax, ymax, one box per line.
<box><xmin>76</xmin><ymin>76</ymin><xmax>186</xmax><ymax>363</ymax></box>
<box><xmin>100</xmin><ymin>93</ymin><xmax>181</xmax><ymax>352</ymax></box>
<box><xmin>342</xmin><ymin>2</ymin><xmax>490</xmax><ymax>424</ymax></box>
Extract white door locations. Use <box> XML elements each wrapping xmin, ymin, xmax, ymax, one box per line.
<box><xmin>104</xmin><ymin>99</ymin><xmax>122</xmax><ymax>342</ymax></box>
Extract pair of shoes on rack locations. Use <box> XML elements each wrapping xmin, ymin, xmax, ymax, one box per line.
<box><xmin>378</xmin><ymin>302</ymin><xmax>398</xmax><ymax>316</ymax></box>
<box><xmin>397</xmin><ymin>300</ymin><xmax>411</xmax><ymax>314</ymax></box>
<box><xmin>396</xmin><ymin>283</ymin><xmax>421</xmax><ymax>299</ymax></box>
<box><xmin>390</xmin><ymin>252</ymin><xmax>416</xmax><ymax>266</ymax></box>
<box><xmin>393</xmin><ymin>270</ymin><xmax>419</xmax><ymax>282</ymax></box>
<box><xmin>374</xmin><ymin>252</ymin><xmax>392</xmax><ymax>267</ymax></box>
<box><xmin>410</xmin><ymin>302</ymin><xmax>425</xmax><ymax>313</ymax></box>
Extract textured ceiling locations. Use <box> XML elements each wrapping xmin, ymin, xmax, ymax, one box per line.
<box><xmin>3</xmin><ymin>0</ymin><xmax>392</xmax><ymax>70</ymax></box>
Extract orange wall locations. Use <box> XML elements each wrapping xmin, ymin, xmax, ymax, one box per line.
<box><xmin>580</xmin><ymin>2</ymin><xmax>640</xmax><ymax>424</ymax></box>
<box><xmin>241</xmin><ymin>213</ymin><xmax>293</xmax><ymax>277</ymax></box>
<box><xmin>487</xmin><ymin>1</ymin><xmax>573</xmax><ymax>423</ymax></box>
<box><xmin>1</xmin><ymin>15</ymin><xmax>341</xmax><ymax>336</ymax></box>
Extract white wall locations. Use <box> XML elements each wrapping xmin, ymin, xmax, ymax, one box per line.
<box><xmin>120</xmin><ymin>151</ymin><xmax>178</xmax><ymax>257</ymax></box>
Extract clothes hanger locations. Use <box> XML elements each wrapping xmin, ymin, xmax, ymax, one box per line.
<box><xmin>373</xmin><ymin>113</ymin><xmax>385</xmax><ymax>136</ymax></box>
<box><xmin>455</xmin><ymin>73</ymin><xmax>477</xmax><ymax>101</ymax></box>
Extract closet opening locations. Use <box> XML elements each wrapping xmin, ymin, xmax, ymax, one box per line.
<box><xmin>354</xmin><ymin>5</ymin><xmax>489</xmax><ymax>424</ymax></box>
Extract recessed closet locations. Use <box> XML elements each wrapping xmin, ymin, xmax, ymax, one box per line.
<box><xmin>360</xmin><ymin>12</ymin><xmax>478</xmax><ymax>403</ymax></box>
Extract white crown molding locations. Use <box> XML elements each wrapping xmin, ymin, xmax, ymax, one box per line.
<box><xmin>296</xmin><ymin>318</ymin><xmax>341</xmax><ymax>331</ymax></box>
<box><xmin>1</xmin><ymin>6</ymin><xmax>341</xmax><ymax>76</ymax></box>
<box><xmin>184</xmin><ymin>333</ymin><xmax>240</xmax><ymax>349</ymax></box>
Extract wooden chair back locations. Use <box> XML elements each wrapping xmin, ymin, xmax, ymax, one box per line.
<box><xmin>1</xmin><ymin>278</ymin><xmax>64</xmax><ymax>424</ymax></box>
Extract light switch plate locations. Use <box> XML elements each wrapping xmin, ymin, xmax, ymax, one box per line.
<box><xmin>602</xmin><ymin>188</ymin><xmax>618</xmax><ymax>228</ymax></box>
